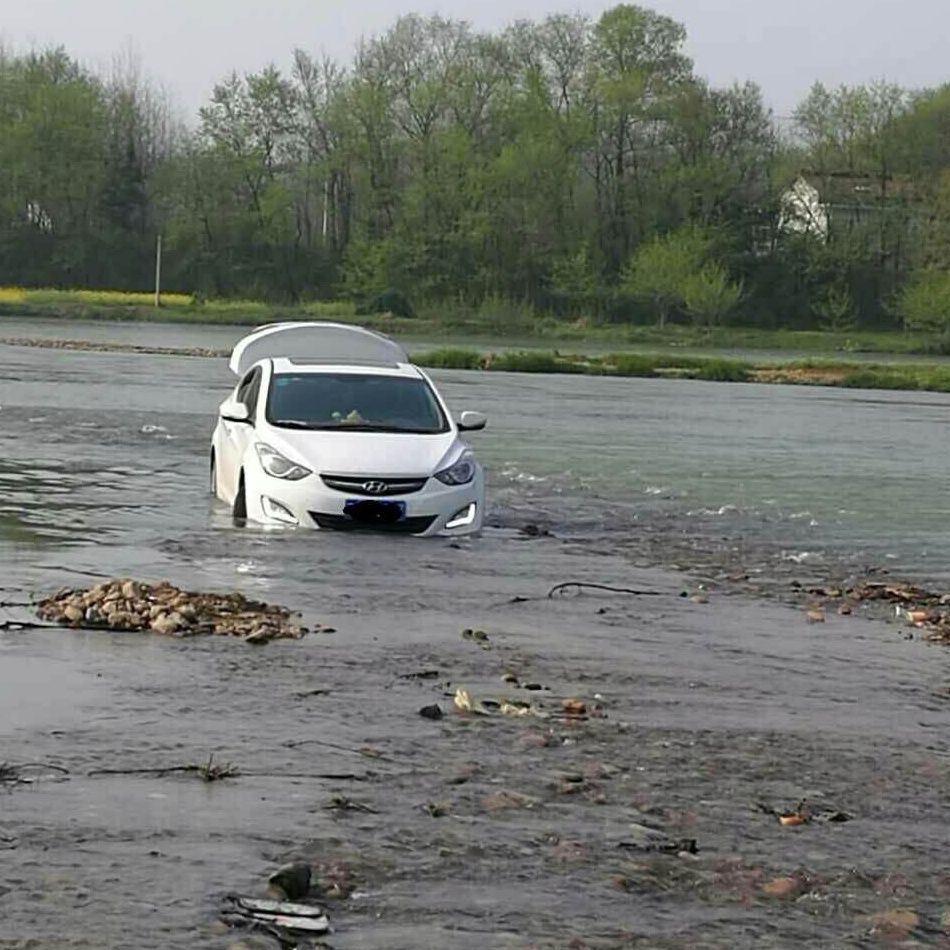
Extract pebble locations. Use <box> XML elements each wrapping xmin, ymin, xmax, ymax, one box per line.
<box><xmin>761</xmin><ymin>877</ymin><xmax>803</xmax><ymax>899</ymax></box>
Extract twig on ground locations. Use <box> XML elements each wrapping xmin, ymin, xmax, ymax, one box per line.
<box><xmin>282</xmin><ymin>736</ymin><xmax>395</xmax><ymax>762</ymax></box>
<box><xmin>88</xmin><ymin>756</ymin><xmax>238</xmax><ymax>781</ymax></box>
<box><xmin>87</xmin><ymin>765</ymin><xmax>370</xmax><ymax>781</ymax></box>
<box><xmin>547</xmin><ymin>581</ymin><xmax>665</xmax><ymax>599</ymax></box>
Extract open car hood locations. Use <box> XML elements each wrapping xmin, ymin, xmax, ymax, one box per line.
<box><xmin>230</xmin><ymin>322</ymin><xmax>407</xmax><ymax>376</ymax></box>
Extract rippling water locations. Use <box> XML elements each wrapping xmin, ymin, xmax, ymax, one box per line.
<box><xmin>2</xmin><ymin>321</ymin><xmax>950</xmax><ymax>585</ymax></box>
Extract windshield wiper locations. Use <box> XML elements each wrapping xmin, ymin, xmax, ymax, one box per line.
<box><xmin>272</xmin><ymin>421</ymin><xmax>439</xmax><ymax>433</ymax></box>
<box><xmin>271</xmin><ymin>419</ymin><xmax>316</xmax><ymax>429</ymax></box>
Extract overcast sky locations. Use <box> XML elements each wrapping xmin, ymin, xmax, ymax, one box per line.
<box><xmin>3</xmin><ymin>0</ymin><xmax>948</xmax><ymax>120</ymax></box>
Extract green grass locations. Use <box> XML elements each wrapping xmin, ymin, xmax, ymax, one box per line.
<box><xmin>7</xmin><ymin>285</ymin><xmax>950</xmax><ymax>395</ymax></box>
<box><xmin>4</xmin><ymin>285</ymin><xmax>950</xmax><ymax>360</ymax></box>
<box><xmin>413</xmin><ymin>347</ymin><xmax>950</xmax><ymax>394</ymax></box>
<box><xmin>0</xmin><ymin>286</ymin><xmax>356</xmax><ymax>325</ymax></box>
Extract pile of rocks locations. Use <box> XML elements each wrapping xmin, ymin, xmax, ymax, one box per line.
<box><xmin>36</xmin><ymin>578</ymin><xmax>314</xmax><ymax>643</ymax></box>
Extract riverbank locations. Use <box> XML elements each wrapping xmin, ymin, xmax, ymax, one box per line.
<box><xmin>6</xmin><ymin>331</ymin><xmax>950</xmax><ymax>394</ymax></box>
<box><xmin>1</xmin><ymin>286</ymin><xmax>948</xmax><ymax>358</ymax></box>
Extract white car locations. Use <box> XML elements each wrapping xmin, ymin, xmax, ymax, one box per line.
<box><xmin>210</xmin><ymin>322</ymin><xmax>486</xmax><ymax>536</ymax></box>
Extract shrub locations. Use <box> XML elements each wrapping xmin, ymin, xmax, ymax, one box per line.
<box><xmin>413</xmin><ymin>348</ymin><xmax>482</xmax><ymax>370</ymax></box>
<box><xmin>692</xmin><ymin>358</ymin><xmax>751</xmax><ymax>382</ymax></box>
<box><xmin>899</xmin><ymin>270</ymin><xmax>950</xmax><ymax>335</ymax></box>
<box><xmin>605</xmin><ymin>354</ymin><xmax>658</xmax><ymax>376</ymax></box>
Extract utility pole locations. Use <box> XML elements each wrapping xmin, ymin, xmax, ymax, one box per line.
<box><xmin>154</xmin><ymin>233</ymin><xmax>163</xmax><ymax>308</ymax></box>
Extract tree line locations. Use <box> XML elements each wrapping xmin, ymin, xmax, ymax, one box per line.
<box><xmin>3</xmin><ymin>5</ymin><xmax>950</xmax><ymax>331</ymax></box>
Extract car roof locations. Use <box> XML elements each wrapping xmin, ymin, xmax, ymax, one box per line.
<box><xmin>268</xmin><ymin>357</ymin><xmax>423</xmax><ymax>379</ymax></box>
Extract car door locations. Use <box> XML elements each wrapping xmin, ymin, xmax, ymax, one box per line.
<box><xmin>219</xmin><ymin>366</ymin><xmax>262</xmax><ymax>501</ymax></box>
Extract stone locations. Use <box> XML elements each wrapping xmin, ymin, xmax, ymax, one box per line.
<box><xmin>120</xmin><ymin>580</ymin><xmax>140</xmax><ymax>600</ymax></box>
<box><xmin>869</xmin><ymin>909</ymin><xmax>919</xmax><ymax>937</ymax></box>
<box><xmin>150</xmin><ymin>613</ymin><xmax>182</xmax><ymax>635</ymax></box>
<box><xmin>268</xmin><ymin>861</ymin><xmax>311</xmax><ymax>900</ymax></box>
<box><xmin>761</xmin><ymin>877</ymin><xmax>803</xmax><ymax>899</ymax></box>
<box><xmin>62</xmin><ymin>605</ymin><xmax>83</xmax><ymax>623</ymax></box>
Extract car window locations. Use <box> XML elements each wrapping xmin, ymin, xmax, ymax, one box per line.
<box><xmin>236</xmin><ymin>368</ymin><xmax>261</xmax><ymax>415</ymax></box>
<box><xmin>266</xmin><ymin>373</ymin><xmax>448</xmax><ymax>434</ymax></box>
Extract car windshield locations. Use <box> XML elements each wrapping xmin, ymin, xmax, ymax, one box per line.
<box><xmin>266</xmin><ymin>372</ymin><xmax>448</xmax><ymax>434</ymax></box>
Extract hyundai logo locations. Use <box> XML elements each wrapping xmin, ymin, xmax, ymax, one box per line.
<box><xmin>361</xmin><ymin>480</ymin><xmax>388</xmax><ymax>494</ymax></box>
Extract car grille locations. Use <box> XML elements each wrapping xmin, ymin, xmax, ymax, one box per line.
<box><xmin>320</xmin><ymin>474</ymin><xmax>428</xmax><ymax>496</ymax></box>
<box><xmin>311</xmin><ymin>513</ymin><xmax>437</xmax><ymax>534</ymax></box>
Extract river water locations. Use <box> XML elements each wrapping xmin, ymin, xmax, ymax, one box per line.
<box><xmin>2</xmin><ymin>320</ymin><xmax>950</xmax><ymax>949</ymax></box>
<box><xmin>1</xmin><ymin>318</ymin><xmax>950</xmax><ymax>582</ymax></box>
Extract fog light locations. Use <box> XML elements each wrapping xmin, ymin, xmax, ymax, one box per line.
<box><xmin>445</xmin><ymin>502</ymin><xmax>477</xmax><ymax>529</ymax></box>
<box><xmin>261</xmin><ymin>495</ymin><xmax>298</xmax><ymax>525</ymax></box>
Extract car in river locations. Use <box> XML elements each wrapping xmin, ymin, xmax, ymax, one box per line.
<box><xmin>210</xmin><ymin>321</ymin><xmax>486</xmax><ymax>535</ymax></box>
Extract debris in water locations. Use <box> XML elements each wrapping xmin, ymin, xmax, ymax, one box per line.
<box><xmin>196</xmin><ymin>753</ymin><xmax>237</xmax><ymax>782</ymax></box>
<box><xmin>35</xmin><ymin>578</ymin><xmax>322</xmax><ymax>643</ymax></box>
<box><xmin>267</xmin><ymin>862</ymin><xmax>312</xmax><ymax>900</ymax></box>
<box><xmin>418</xmin><ymin>703</ymin><xmax>444</xmax><ymax>720</ymax></box>
<box><xmin>754</xmin><ymin>799</ymin><xmax>850</xmax><ymax>826</ymax></box>
<box><xmin>325</xmin><ymin>795</ymin><xmax>377</xmax><ymax>815</ymax></box>
<box><xmin>452</xmin><ymin>687</ymin><xmax>547</xmax><ymax>718</ymax></box>
<box><xmin>221</xmin><ymin>894</ymin><xmax>329</xmax><ymax>935</ymax></box>
<box><xmin>461</xmin><ymin>627</ymin><xmax>491</xmax><ymax>648</ymax></box>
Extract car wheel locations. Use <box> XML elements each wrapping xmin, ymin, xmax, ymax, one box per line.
<box><xmin>232</xmin><ymin>472</ymin><xmax>247</xmax><ymax>522</ymax></box>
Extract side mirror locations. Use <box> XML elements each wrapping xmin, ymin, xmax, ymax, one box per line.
<box><xmin>457</xmin><ymin>410</ymin><xmax>487</xmax><ymax>432</ymax></box>
<box><xmin>220</xmin><ymin>398</ymin><xmax>251</xmax><ymax>424</ymax></box>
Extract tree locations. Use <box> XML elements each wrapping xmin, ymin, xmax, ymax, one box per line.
<box><xmin>682</xmin><ymin>264</ymin><xmax>742</xmax><ymax>327</ymax></box>
<box><xmin>899</xmin><ymin>269</ymin><xmax>950</xmax><ymax>335</ymax></box>
<box><xmin>621</xmin><ymin>225</ymin><xmax>711</xmax><ymax>325</ymax></box>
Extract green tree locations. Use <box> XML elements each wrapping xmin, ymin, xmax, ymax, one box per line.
<box><xmin>681</xmin><ymin>264</ymin><xmax>742</xmax><ymax>327</ymax></box>
<box><xmin>899</xmin><ymin>269</ymin><xmax>950</xmax><ymax>335</ymax></box>
<box><xmin>621</xmin><ymin>225</ymin><xmax>711</xmax><ymax>325</ymax></box>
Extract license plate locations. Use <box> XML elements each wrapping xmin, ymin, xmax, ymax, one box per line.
<box><xmin>344</xmin><ymin>499</ymin><xmax>407</xmax><ymax>525</ymax></box>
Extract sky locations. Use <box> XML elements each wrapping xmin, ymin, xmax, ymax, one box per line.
<box><xmin>2</xmin><ymin>0</ymin><xmax>949</xmax><ymax>120</ymax></box>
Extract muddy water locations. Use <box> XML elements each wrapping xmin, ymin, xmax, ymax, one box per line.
<box><xmin>1</xmin><ymin>325</ymin><xmax>950</xmax><ymax>948</ymax></box>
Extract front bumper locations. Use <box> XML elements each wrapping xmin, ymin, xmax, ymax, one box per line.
<box><xmin>243</xmin><ymin>465</ymin><xmax>484</xmax><ymax>537</ymax></box>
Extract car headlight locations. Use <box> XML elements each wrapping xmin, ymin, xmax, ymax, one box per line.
<box><xmin>255</xmin><ymin>443</ymin><xmax>311</xmax><ymax>481</ymax></box>
<box><xmin>434</xmin><ymin>454</ymin><xmax>476</xmax><ymax>485</ymax></box>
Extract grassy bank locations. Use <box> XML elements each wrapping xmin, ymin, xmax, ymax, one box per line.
<box><xmin>0</xmin><ymin>287</ymin><xmax>356</xmax><ymax>325</ymax></box>
<box><xmin>3</xmin><ymin>285</ymin><xmax>950</xmax><ymax>357</ymax></box>
<box><xmin>412</xmin><ymin>347</ymin><xmax>950</xmax><ymax>393</ymax></box>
